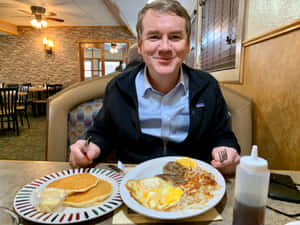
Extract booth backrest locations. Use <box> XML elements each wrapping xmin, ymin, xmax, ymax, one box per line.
<box><xmin>46</xmin><ymin>73</ymin><xmax>118</xmax><ymax>161</ymax></box>
<box><xmin>220</xmin><ymin>86</ymin><xmax>252</xmax><ymax>156</ymax></box>
<box><xmin>46</xmin><ymin>77</ymin><xmax>252</xmax><ymax>161</ymax></box>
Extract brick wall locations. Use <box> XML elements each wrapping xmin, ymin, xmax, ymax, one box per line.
<box><xmin>0</xmin><ymin>26</ymin><xmax>135</xmax><ymax>87</ymax></box>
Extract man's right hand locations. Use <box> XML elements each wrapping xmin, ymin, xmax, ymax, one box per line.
<box><xmin>69</xmin><ymin>140</ymin><xmax>101</xmax><ymax>168</ymax></box>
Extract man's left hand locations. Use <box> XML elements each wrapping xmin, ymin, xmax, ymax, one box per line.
<box><xmin>211</xmin><ymin>147</ymin><xmax>240</xmax><ymax>175</ymax></box>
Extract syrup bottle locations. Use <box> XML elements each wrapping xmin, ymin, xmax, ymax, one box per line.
<box><xmin>232</xmin><ymin>145</ymin><xmax>270</xmax><ymax>225</ymax></box>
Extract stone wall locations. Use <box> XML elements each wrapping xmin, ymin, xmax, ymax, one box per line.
<box><xmin>0</xmin><ymin>26</ymin><xmax>135</xmax><ymax>87</ymax></box>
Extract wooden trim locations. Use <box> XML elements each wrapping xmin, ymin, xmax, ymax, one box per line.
<box><xmin>45</xmin><ymin>100</ymin><xmax>49</xmax><ymax>161</ymax></box>
<box><xmin>0</xmin><ymin>19</ymin><xmax>18</xmax><ymax>35</ymax></box>
<box><xmin>19</xmin><ymin>25</ymin><xmax>128</xmax><ymax>29</ymax></box>
<box><xmin>103</xmin><ymin>0</ymin><xmax>135</xmax><ymax>37</ymax></box>
<box><xmin>242</xmin><ymin>18</ymin><xmax>300</xmax><ymax>47</ymax></box>
<box><xmin>77</xmin><ymin>40</ymin><xmax>131</xmax><ymax>45</ymax></box>
<box><xmin>234</xmin><ymin>0</ymin><xmax>246</xmax><ymax>74</ymax></box>
<box><xmin>77</xmin><ymin>40</ymin><xmax>131</xmax><ymax>81</ymax></box>
<box><xmin>236</xmin><ymin>18</ymin><xmax>300</xmax><ymax>87</ymax></box>
<box><xmin>77</xmin><ymin>41</ymin><xmax>81</xmax><ymax>82</ymax></box>
<box><xmin>229</xmin><ymin>18</ymin><xmax>300</xmax><ymax>87</ymax></box>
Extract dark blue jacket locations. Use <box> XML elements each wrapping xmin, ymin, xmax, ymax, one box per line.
<box><xmin>87</xmin><ymin>63</ymin><xmax>240</xmax><ymax>163</ymax></box>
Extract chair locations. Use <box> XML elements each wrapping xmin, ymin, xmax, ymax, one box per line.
<box><xmin>46</xmin><ymin>75</ymin><xmax>252</xmax><ymax>161</ymax></box>
<box><xmin>16</xmin><ymin>85</ymin><xmax>30</xmax><ymax>128</ymax></box>
<box><xmin>0</xmin><ymin>87</ymin><xmax>19</xmax><ymax>135</ymax></box>
<box><xmin>21</xmin><ymin>83</ymin><xmax>32</xmax><ymax>87</ymax></box>
<box><xmin>32</xmin><ymin>84</ymin><xmax>62</xmax><ymax>116</ymax></box>
<box><xmin>21</xmin><ymin>83</ymin><xmax>33</xmax><ymax>107</ymax></box>
<box><xmin>6</xmin><ymin>84</ymin><xmax>19</xmax><ymax>88</ymax></box>
<box><xmin>46</xmin><ymin>84</ymin><xmax>63</xmax><ymax>97</ymax></box>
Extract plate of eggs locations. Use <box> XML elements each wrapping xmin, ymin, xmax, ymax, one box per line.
<box><xmin>120</xmin><ymin>156</ymin><xmax>226</xmax><ymax>220</ymax></box>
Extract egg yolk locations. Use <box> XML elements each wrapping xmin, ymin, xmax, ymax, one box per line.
<box><xmin>128</xmin><ymin>177</ymin><xmax>184</xmax><ymax>211</ymax></box>
<box><xmin>176</xmin><ymin>157</ymin><xmax>198</xmax><ymax>168</ymax></box>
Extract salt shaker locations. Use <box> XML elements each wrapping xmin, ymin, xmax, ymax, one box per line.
<box><xmin>232</xmin><ymin>145</ymin><xmax>270</xmax><ymax>225</ymax></box>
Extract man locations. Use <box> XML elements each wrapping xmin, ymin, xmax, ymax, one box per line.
<box><xmin>69</xmin><ymin>0</ymin><xmax>240</xmax><ymax>175</ymax></box>
<box><xmin>123</xmin><ymin>43</ymin><xmax>144</xmax><ymax>71</ymax></box>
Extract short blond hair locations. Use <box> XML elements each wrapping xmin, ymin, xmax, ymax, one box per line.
<box><xmin>136</xmin><ymin>0</ymin><xmax>191</xmax><ymax>40</ymax></box>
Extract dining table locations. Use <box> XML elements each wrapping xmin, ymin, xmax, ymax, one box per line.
<box><xmin>28</xmin><ymin>86</ymin><xmax>47</xmax><ymax>99</ymax></box>
<box><xmin>28</xmin><ymin>86</ymin><xmax>47</xmax><ymax>116</ymax></box>
<box><xmin>0</xmin><ymin>159</ymin><xmax>299</xmax><ymax>225</ymax></box>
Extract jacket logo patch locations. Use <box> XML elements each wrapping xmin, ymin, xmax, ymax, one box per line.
<box><xmin>195</xmin><ymin>102</ymin><xmax>205</xmax><ymax>108</ymax></box>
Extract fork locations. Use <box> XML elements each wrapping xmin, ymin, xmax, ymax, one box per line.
<box><xmin>107</xmin><ymin>161</ymin><xmax>125</xmax><ymax>175</ymax></box>
<box><xmin>218</xmin><ymin>149</ymin><xmax>228</xmax><ymax>162</ymax></box>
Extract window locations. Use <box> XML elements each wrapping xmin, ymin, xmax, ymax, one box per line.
<box><xmin>83</xmin><ymin>47</ymin><xmax>102</xmax><ymax>79</ymax></box>
<box><xmin>200</xmin><ymin>0</ymin><xmax>239</xmax><ymax>72</ymax></box>
<box><xmin>105</xmin><ymin>61</ymin><xmax>120</xmax><ymax>74</ymax></box>
<box><xmin>78</xmin><ymin>41</ymin><xmax>130</xmax><ymax>81</ymax></box>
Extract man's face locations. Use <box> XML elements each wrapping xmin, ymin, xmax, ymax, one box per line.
<box><xmin>138</xmin><ymin>10</ymin><xmax>190</xmax><ymax>78</ymax></box>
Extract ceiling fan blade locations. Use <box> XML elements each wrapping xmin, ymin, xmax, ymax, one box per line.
<box><xmin>46</xmin><ymin>17</ymin><xmax>64</xmax><ymax>22</ymax></box>
<box><xmin>46</xmin><ymin>12</ymin><xmax>57</xmax><ymax>17</ymax></box>
<box><xmin>17</xmin><ymin>9</ymin><xmax>31</xmax><ymax>15</ymax></box>
<box><xmin>11</xmin><ymin>15</ymin><xmax>31</xmax><ymax>18</ymax></box>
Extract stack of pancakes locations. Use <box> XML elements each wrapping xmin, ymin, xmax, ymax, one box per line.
<box><xmin>43</xmin><ymin>173</ymin><xmax>112</xmax><ymax>209</ymax></box>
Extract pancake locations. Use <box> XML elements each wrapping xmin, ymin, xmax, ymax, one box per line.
<box><xmin>46</xmin><ymin>173</ymin><xmax>99</xmax><ymax>194</ymax></box>
<box><xmin>63</xmin><ymin>178</ymin><xmax>112</xmax><ymax>208</ymax></box>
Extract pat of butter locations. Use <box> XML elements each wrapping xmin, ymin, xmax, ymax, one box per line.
<box><xmin>39</xmin><ymin>198</ymin><xmax>62</xmax><ymax>213</ymax></box>
<box><xmin>37</xmin><ymin>188</ymin><xmax>66</xmax><ymax>213</ymax></box>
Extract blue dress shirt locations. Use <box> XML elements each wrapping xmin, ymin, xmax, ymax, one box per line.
<box><xmin>135</xmin><ymin>67</ymin><xmax>190</xmax><ymax>145</ymax></box>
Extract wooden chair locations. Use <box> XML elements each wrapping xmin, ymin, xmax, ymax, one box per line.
<box><xmin>21</xmin><ymin>83</ymin><xmax>32</xmax><ymax>87</ymax></box>
<box><xmin>21</xmin><ymin>83</ymin><xmax>33</xmax><ymax>109</ymax></box>
<box><xmin>6</xmin><ymin>84</ymin><xmax>19</xmax><ymax>88</ymax></box>
<box><xmin>0</xmin><ymin>87</ymin><xmax>19</xmax><ymax>135</ymax></box>
<box><xmin>16</xmin><ymin>85</ymin><xmax>30</xmax><ymax>128</ymax></box>
<box><xmin>46</xmin><ymin>84</ymin><xmax>63</xmax><ymax>97</ymax></box>
<box><xmin>32</xmin><ymin>84</ymin><xmax>63</xmax><ymax>116</ymax></box>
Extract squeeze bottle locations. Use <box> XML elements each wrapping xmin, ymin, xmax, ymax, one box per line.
<box><xmin>232</xmin><ymin>145</ymin><xmax>270</xmax><ymax>225</ymax></box>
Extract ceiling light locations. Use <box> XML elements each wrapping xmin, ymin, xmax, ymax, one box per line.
<box><xmin>31</xmin><ymin>19</ymin><xmax>47</xmax><ymax>29</ymax></box>
<box><xmin>30</xmin><ymin>15</ymin><xmax>47</xmax><ymax>29</ymax></box>
<box><xmin>110</xmin><ymin>43</ymin><xmax>119</xmax><ymax>54</ymax></box>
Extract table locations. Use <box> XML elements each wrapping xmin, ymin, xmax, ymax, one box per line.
<box><xmin>29</xmin><ymin>87</ymin><xmax>47</xmax><ymax>116</ymax></box>
<box><xmin>0</xmin><ymin>160</ymin><xmax>299</xmax><ymax>225</ymax></box>
<box><xmin>18</xmin><ymin>92</ymin><xmax>28</xmax><ymax>96</ymax></box>
<box><xmin>29</xmin><ymin>87</ymin><xmax>47</xmax><ymax>92</ymax></box>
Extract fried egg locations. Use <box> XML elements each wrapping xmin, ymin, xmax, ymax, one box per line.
<box><xmin>176</xmin><ymin>157</ymin><xmax>198</xmax><ymax>168</ymax></box>
<box><xmin>126</xmin><ymin>177</ymin><xmax>183</xmax><ymax>211</ymax></box>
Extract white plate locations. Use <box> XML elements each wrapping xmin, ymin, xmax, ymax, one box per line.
<box><xmin>120</xmin><ymin>156</ymin><xmax>226</xmax><ymax>220</ymax></box>
<box><xmin>14</xmin><ymin>168</ymin><xmax>123</xmax><ymax>224</ymax></box>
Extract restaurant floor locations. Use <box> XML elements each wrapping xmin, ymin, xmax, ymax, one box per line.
<box><xmin>0</xmin><ymin>115</ymin><xmax>46</xmax><ymax>161</ymax></box>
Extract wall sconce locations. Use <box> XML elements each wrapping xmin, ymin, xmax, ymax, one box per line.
<box><xmin>43</xmin><ymin>37</ymin><xmax>54</xmax><ymax>55</ymax></box>
<box><xmin>110</xmin><ymin>43</ymin><xmax>118</xmax><ymax>54</ymax></box>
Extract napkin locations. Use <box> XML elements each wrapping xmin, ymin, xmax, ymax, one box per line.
<box><xmin>112</xmin><ymin>205</ymin><xmax>222</xmax><ymax>224</ymax></box>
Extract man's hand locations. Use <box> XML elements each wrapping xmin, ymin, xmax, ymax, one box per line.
<box><xmin>211</xmin><ymin>147</ymin><xmax>240</xmax><ymax>175</ymax></box>
<box><xmin>69</xmin><ymin>140</ymin><xmax>101</xmax><ymax>168</ymax></box>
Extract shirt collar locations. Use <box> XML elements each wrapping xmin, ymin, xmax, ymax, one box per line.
<box><xmin>142</xmin><ymin>66</ymin><xmax>188</xmax><ymax>96</ymax></box>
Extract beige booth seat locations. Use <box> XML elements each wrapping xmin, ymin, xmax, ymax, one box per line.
<box><xmin>46</xmin><ymin>77</ymin><xmax>252</xmax><ymax>161</ymax></box>
<box><xmin>46</xmin><ymin>73</ymin><xmax>118</xmax><ymax>161</ymax></box>
<box><xmin>221</xmin><ymin>86</ymin><xmax>252</xmax><ymax>156</ymax></box>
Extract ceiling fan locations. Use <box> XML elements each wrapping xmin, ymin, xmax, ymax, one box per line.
<box><xmin>18</xmin><ymin>5</ymin><xmax>64</xmax><ymax>27</ymax></box>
